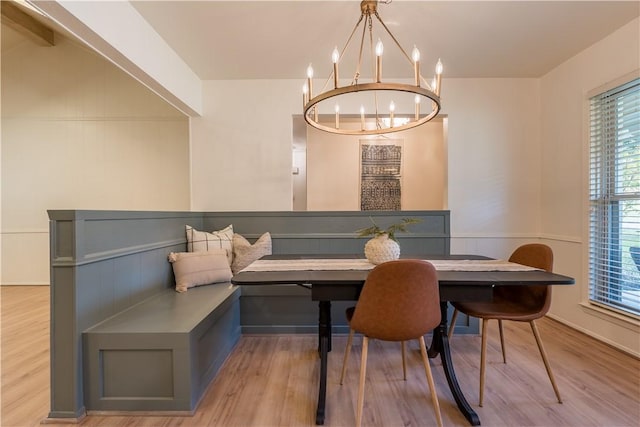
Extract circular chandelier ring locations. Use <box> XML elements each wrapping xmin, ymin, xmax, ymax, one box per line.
<box><xmin>303</xmin><ymin>82</ymin><xmax>441</xmax><ymax>136</ymax></box>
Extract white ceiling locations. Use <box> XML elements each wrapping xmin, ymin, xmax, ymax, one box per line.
<box><xmin>128</xmin><ymin>0</ymin><xmax>640</xmax><ymax>80</ymax></box>
<box><xmin>3</xmin><ymin>1</ymin><xmax>639</xmax><ymax>82</ymax></box>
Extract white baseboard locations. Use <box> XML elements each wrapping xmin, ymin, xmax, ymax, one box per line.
<box><xmin>546</xmin><ymin>313</ymin><xmax>640</xmax><ymax>359</ymax></box>
<box><xmin>0</xmin><ymin>282</ymin><xmax>50</xmax><ymax>286</ymax></box>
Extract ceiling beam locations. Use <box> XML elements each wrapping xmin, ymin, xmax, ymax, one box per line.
<box><xmin>1</xmin><ymin>1</ymin><xmax>54</xmax><ymax>46</ymax></box>
<box><xmin>31</xmin><ymin>0</ymin><xmax>202</xmax><ymax>117</ymax></box>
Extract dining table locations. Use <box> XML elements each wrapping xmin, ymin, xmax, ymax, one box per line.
<box><xmin>231</xmin><ymin>254</ymin><xmax>575</xmax><ymax>426</ymax></box>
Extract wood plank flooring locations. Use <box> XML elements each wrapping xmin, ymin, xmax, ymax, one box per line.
<box><xmin>1</xmin><ymin>286</ymin><xmax>638</xmax><ymax>426</ymax></box>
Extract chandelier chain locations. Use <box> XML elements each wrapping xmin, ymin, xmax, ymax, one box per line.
<box><xmin>320</xmin><ymin>13</ymin><xmax>365</xmax><ymax>95</ymax></box>
<box><xmin>373</xmin><ymin>11</ymin><xmax>414</xmax><ymax>66</ymax></box>
<box><xmin>368</xmin><ymin>14</ymin><xmax>382</xmax><ymax>128</ymax></box>
<box><xmin>345</xmin><ymin>13</ymin><xmax>365</xmax><ymax>87</ymax></box>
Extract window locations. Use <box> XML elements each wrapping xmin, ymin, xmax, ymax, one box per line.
<box><xmin>589</xmin><ymin>77</ymin><xmax>640</xmax><ymax>317</ymax></box>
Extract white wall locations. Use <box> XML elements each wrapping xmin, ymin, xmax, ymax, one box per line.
<box><xmin>190</xmin><ymin>80</ymin><xmax>298</xmax><ymax>211</ymax></box>
<box><xmin>1</xmin><ymin>33</ymin><xmax>190</xmax><ymax>285</ymax></box>
<box><xmin>306</xmin><ymin>120</ymin><xmax>446</xmax><ymax>210</ymax></box>
<box><xmin>446</xmin><ymin>79</ymin><xmax>542</xmax><ymax>241</ymax></box>
<box><xmin>191</xmin><ymin>78</ymin><xmax>541</xmax><ymax>224</ymax></box>
<box><xmin>540</xmin><ymin>18</ymin><xmax>640</xmax><ymax>356</ymax></box>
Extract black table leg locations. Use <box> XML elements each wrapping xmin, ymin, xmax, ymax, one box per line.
<box><xmin>318</xmin><ymin>300</ymin><xmax>332</xmax><ymax>353</ymax></box>
<box><xmin>429</xmin><ymin>301</ymin><xmax>481</xmax><ymax>426</ymax></box>
<box><xmin>316</xmin><ymin>300</ymin><xmax>331</xmax><ymax>425</ymax></box>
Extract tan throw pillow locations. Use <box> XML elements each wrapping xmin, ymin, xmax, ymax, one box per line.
<box><xmin>231</xmin><ymin>232</ymin><xmax>272</xmax><ymax>274</ymax></box>
<box><xmin>168</xmin><ymin>250</ymin><xmax>232</xmax><ymax>293</ymax></box>
<box><xmin>185</xmin><ymin>224</ymin><xmax>233</xmax><ymax>264</ymax></box>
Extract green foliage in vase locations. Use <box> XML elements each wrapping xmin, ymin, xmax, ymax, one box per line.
<box><xmin>356</xmin><ymin>217</ymin><xmax>422</xmax><ymax>242</ymax></box>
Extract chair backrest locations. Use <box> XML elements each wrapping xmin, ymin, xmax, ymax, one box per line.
<box><xmin>496</xmin><ymin>243</ymin><xmax>554</xmax><ymax>316</ymax></box>
<box><xmin>350</xmin><ymin>259</ymin><xmax>441</xmax><ymax>342</ymax></box>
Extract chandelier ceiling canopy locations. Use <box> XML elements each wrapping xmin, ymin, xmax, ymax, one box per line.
<box><xmin>302</xmin><ymin>0</ymin><xmax>443</xmax><ymax>136</ymax></box>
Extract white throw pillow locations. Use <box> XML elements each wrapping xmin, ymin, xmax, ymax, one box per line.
<box><xmin>185</xmin><ymin>224</ymin><xmax>233</xmax><ymax>264</ymax></box>
<box><xmin>231</xmin><ymin>232</ymin><xmax>272</xmax><ymax>274</ymax></box>
<box><xmin>168</xmin><ymin>250</ymin><xmax>232</xmax><ymax>293</ymax></box>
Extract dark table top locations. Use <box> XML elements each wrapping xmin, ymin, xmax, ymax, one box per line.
<box><xmin>231</xmin><ymin>254</ymin><xmax>575</xmax><ymax>302</ymax></box>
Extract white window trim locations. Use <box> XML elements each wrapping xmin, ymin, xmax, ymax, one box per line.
<box><xmin>582</xmin><ymin>69</ymin><xmax>640</xmax><ymax>320</ymax></box>
<box><xmin>579</xmin><ymin>301</ymin><xmax>640</xmax><ymax>331</ymax></box>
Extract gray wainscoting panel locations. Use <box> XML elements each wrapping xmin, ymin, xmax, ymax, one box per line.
<box><xmin>204</xmin><ymin>210</ymin><xmax>452</xmax><ymax>334</ymax></box>
<box><xmin>239</xmin><ymin>284</ymin><xmax>354</xmax><ymax>334</ymax></box>
<box><xmin>204</xmin><ymin>210</ymin><xmax>450</xmax><ymax>256</ymax></box>
<box><xmin>101</xmin><ymin>349</ymin><xmax>174</xmax><ymax>397</ymax></box>
<box><xmin>47</xmin><ymin>210</ymin><xmax>203</xmax><ymax>419</ymax></box>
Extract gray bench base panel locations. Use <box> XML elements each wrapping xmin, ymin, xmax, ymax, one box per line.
<box><xmin>239</xmin><ymin>284</ymin><xmax>353</xmax><ymax>334</ymax></box>
<box><xmin>83</xmin><ymin>284</ymin><xmax>241</xmax><ymax>412</ymax></box>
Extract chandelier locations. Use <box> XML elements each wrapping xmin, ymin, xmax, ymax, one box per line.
<box><xmin>302</xmin><ymin>0</ymin><xmax>443</xmax><ymax>136</ymax></box>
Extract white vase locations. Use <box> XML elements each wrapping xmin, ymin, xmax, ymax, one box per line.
<box><xmin>364</xmin><ymin>234</ymin><xmax>400</xmax><ymax>264</ymax></box>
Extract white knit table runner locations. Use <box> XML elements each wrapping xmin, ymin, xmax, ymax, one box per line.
<box><xmin>240</xmin><ymin>258</ymin><xmax>539</xmax><ymax>273</ymax></box>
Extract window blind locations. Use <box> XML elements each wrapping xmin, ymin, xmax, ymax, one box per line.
<box><xmin>589</xmin><ymin>77</ymin><xmax>640</xmax><ymax>317</ymax></box>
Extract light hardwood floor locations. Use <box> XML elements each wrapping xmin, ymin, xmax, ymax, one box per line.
<box><xmin>1</xmin><ymin>286</ymin><xmax>638</xmax><ymax>426</ymax></box>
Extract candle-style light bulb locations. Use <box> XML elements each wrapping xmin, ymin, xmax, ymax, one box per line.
<box><xmin>412</xmin><ymin>45</ymin><xmax>421</xmax><ymax>86</ymax></box>
<box><xmin>306</xmin><ymin>63</ymin><xmax>314</xmax><ymax>99</ymax></box>
<box><xmin>335</xmin><ymin>104</ymin><xmax>340</xmax><ymax>129</ymax></box>
<box><xmin>360</xmin><ymin>105</ymin><xmax>365</xmax><ymax>130</ymax></box>
<box><xmin>412</xmin><ymin>45</ymin><xmax>420</xmax><ymax>62</ymax></box>
<box><xmin>375</xmin><ymin>39</ymin><xmax>384</xmax><ymax>56</ymax></box>
<box><xmin>332</xmin><ymin>47</ymin><xmax>339</xmax><ymax>88</ymax></box>
<box><xmin>389</xmin><ymin>100</ymin><xmax>395</xmax><ymax>128</ymax></box>
<box><xmin>302</xmin><ymin>82</ymin><xmax>309</xmax><ymax>106</ymax></box>
<box><xmin>435</xmin><ymin>58</ymin><xmax>443</xmax><ymax>96</ymax></box>
<box><xmin>375</xmin><ymin>38</ymin><xmax>383</xmax><ymax>82</ymax></box>
<box><xmin>414</xmin><ymin>94</ymin><xmax>420</xmax><ymax>120</ymax></box>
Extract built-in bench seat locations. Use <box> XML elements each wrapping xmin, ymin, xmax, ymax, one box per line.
<box><xmin>48</xmin><ymin>210</ymin><xmax>455</xmax><ymax>420</ymax></box>
<box><xmin>83</xmin><ymin>283</ymin><xmax>241</xmax><ymax>413</ymax></box>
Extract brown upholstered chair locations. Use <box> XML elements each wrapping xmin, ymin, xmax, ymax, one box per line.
<box><xmin>448</xmin><ymin>243</ymin><xmax>562</xmax><ymax>407</ymax></box>
<box><xmin>339</xmin><ymin>260</ymin><xmax>443</xmax><ymax>427</ymax></box>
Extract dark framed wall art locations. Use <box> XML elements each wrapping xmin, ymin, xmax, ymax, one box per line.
<box><xmin>359</xmin><ymin>139</ymin><xmax>403</xmax><ymax>210</ymax></box>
